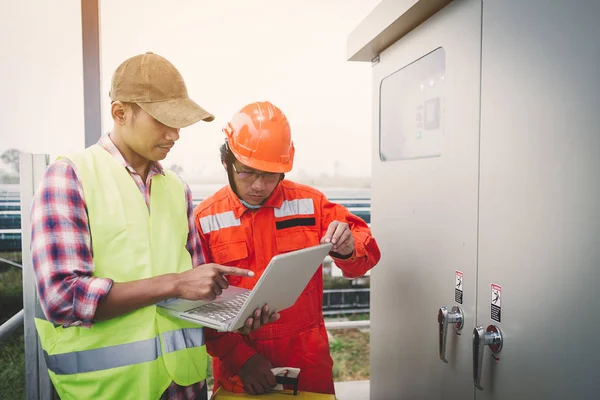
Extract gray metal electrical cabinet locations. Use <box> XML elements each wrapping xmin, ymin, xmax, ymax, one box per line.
<box><xmin>348</xmin><ymin>1</ymin><xmax>600</xmax><ymax>399</ymax></box>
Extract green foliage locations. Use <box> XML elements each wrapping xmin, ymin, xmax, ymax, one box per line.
<box><xmin>329</xmin><ymin>328</ymin><xmax>370</xmax><ymax>381</ymax></box>
<box><xmin>0</xmin><ymin>262</ymin><xmax>25</xmax><ymax>400</ymax></box>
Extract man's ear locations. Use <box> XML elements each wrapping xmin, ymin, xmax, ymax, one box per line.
<box><xmin>111</xmin><ymin>101</ymin><xmax>126</xmax><ymax>126</ymax></box>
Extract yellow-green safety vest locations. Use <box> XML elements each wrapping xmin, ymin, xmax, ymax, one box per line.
<box><xmin>34</xmin><ymin>144</ymin><xmax>207</xmax><ymax>400</ymax></box>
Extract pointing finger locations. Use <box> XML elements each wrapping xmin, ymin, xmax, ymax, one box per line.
<box><xmin>215</xmin><ymin>265</ymin><xmax>255</xmax><ymax>277</ymax></box>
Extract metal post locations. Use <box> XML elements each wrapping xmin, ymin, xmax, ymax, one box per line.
<box><xmin>81</xmin><ymin>0</ymin><xmax>103</xmax><ymax>148</ymax></box>
<box><xmin>20</xmin><ymin>153</ymin><xmax>53</xmax><ymax>400</ymax></box>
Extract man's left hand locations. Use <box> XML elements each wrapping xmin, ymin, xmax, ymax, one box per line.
<box><xmin>239</xmin><ymin>305</ymin><xmax>280</xmax><ymax>335</ymax></box>
<box><xmin>321</xmin><ymin>220</ymin><xmax>355</xmax><ymax>257</ymax></box>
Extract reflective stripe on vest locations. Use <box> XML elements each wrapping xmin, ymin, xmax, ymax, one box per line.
<box><xmin>163</xmin><ymin>327</ymin><xmax>205</xmax><ymax>354</ymax></box>
<box><xmin>44</xmin><ymin>328</ymin><xmax>204</xmax><ymax>375</ymax></box>
<box><xmin>199</xmin><ymin>211</ymin><xmax>241</xmax><ymax>234</ymax></box>
<box><xmin>274</xmin><ymin>198</ymin><xmax>314</xmax><ymax>218</ymax></box>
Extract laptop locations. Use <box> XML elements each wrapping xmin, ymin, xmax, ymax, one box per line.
<box><xmin>157</xmin><ymin>242</ymin><xmax>333</xmax><ymax>332</ymax></box>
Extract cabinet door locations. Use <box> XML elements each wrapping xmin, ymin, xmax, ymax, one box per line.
<box><xmin>370</xmin><ymin>1</ymin><xmax>481</xmax><ymax>399</ymax></box>
<box><xmin>476</xmin><ymin>1</ymin><xmax>600</xmax><ymax>399</ymax></box>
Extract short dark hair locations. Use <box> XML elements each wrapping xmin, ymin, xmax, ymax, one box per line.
<box><xmin>220</xmin><ymin>142</ymin><xmax>236</xmax><ymax>165</ymax></box>
<box><xmin>124</xmin><ymin>102</ymin><xmax>141</xmax><ymax>118</ymax></box>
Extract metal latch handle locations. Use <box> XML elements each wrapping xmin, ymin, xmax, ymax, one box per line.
<box><xmin>438</xmin><ymin>306</ymin><xmax>464</xmax><ymax>362</ymax></box>
<box><xmin>473</xmin><ymin>325</ymin><xmax>503</xmax><ymax>390</ymax></box>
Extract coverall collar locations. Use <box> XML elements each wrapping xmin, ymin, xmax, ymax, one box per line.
<box><xmin>226</xmin><ymin>183</ymin><xmax>285</xmax><ymax>219</ymax></box>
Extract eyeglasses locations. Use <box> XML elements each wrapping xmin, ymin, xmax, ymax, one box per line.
<box><xmin>232</xmin><ymin>163</ymin><xmax>281</xmax><ymax>183</ymax></box>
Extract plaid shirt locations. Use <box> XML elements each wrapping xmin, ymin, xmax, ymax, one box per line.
<box><xmin>31</xmin><ymin>134</ymin><xmax>207</xmax><ymax>400</ymax></box>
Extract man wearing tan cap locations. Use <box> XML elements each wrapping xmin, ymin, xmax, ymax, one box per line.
<box><xmin>30</xmin><ymin>52</ymin><xmax>279</xmax><ymax>400</ymax></box>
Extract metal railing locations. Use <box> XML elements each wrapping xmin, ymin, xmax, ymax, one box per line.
<box><xmin>0</xmin><ymin>309</ymin><xmax>24</xmax><ymax>343</ymax></box>
<box><xmin>324</xmin><ymin>320</ymin><xmax>370</xmax><ymax>330</ymax></box>
<box><xmin>1</xmin><ymin>311</ymin><xmax>370</xmax><ymax>341</ymax></box>
<box><xmin>0</xmin><ymin>256</ymin><xmax>22</xmax><ymax>269</ymax></box>
<box><xmin>0</xmin><ymin>256</ymin><xmax>24</xmax><ymax>343</ymax></box>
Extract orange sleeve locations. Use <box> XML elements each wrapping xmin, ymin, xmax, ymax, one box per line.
<box><xmin>319</xmin><ymin>195</ymin><xmax>381</xmax><ymax>278</ymax></box>
<box><xmin>204</xmin><ymin>328</ymin><xmax>257</xmax><ymax>373</ymax></box>
<box><xmin>193</xmin><ymin>208</ymin><xmax>257</xmax><ymax>373</ymax></box>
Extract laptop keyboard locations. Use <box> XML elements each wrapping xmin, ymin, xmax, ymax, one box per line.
<box><xmin>186</xmin><ymin>291</ymin><xmax>251</xmax><ymax>322</ymax></box>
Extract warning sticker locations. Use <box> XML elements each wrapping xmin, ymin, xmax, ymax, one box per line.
<box><xmin>491</xmin><ymin>283</ymin><xmax>502</xmax><ymax>323</ymax></box>
<box><xmin>454</xmin><ymin>270</ymin><xmax>464</xmax><ymax>304</ymax></box>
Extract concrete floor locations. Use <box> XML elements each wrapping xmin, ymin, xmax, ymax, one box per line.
<box><xmin>334</xmin><ymin>380</ymin><xmax>370</xmax><ymax>400</ymax></box>
<box><xmin>208</xmin><ymin>381</ymin><xmax>369</xmax><ymax>400</ymax></box>
<box><xmin>209</xmin><ymin>380</ymin><xmax>371</xmax><ymax>399</ymax></box>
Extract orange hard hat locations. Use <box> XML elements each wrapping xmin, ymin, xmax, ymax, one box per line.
<box><xmin>223</xmin><ymin>101</ymin><xmax>295</xmax><ymax>173</ymax></box>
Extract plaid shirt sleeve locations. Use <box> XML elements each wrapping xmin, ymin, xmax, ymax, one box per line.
<box><xmin>183</xmin><ymin>180</ymin><xmax>205</xmax><ymax>268</ymax></box>
<box><xmin>31</xmin><ymin>159</ymin><xmax>113</xmax><ymax>328</ymax></box>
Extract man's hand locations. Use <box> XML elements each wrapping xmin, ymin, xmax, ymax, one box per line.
<box><xmin>239</xmin><ymin>304</ymin><xmax>281</xmax><ymax>335</ymax></box>
<box><xmin>321</xmin><ymin>220</ymin><xmax>355</xmax><ymax>256</ymax></box>
<box><xmin>175</xmin><ymin>264</ymin><xmax>254</xmax><ymax>301</ymax></box>
<box><xmin>95</xmin><ymin>264</ymin><xmax>253</xmax><ymax>322</ymax></box>
<box><xmin>238</xmin><ymin>353</ymin><xmax>277</xmax><ymax>395</ymax></box>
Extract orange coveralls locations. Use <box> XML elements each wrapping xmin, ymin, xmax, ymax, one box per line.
<box><xmin>194</xmin><ymin>180</ymin><xmax>381</xmax><ymax>394</ymax></box>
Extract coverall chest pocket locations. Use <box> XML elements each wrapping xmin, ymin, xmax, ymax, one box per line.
<box><xmin>209</xmin><ymin>240</ymin><xmax>249</xmax><ymax>287</ymax></box>
<box><xmin>210</xmin><ymin>240</ymin><xmax>249</xmax><ymax>265</ymax></box>
<box><xmin>274</xmin><ymin>227</ymin><xmax>320</xmax><ymax>254</ymax></box>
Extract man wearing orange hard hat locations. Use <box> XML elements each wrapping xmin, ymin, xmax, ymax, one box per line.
<box><xmin>193</xmin><ymin>101</ymin><xmax>381</xmax><ymax>396</ymax></box>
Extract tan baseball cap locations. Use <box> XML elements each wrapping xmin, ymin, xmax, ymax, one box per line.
<box><xmin>109</xmin><ymin>52</ymin><xmax>215</xmax><ymax>128</ymax></box>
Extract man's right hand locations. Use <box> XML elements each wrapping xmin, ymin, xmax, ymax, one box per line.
<box><xmin>238</xmin><ymin>353</ymin><xmax>277</xmax><ymax>395</ymax></box>
<box><xmin>95</xmin><ymin>264</ymin><xmax>253</xmax><ymax>322</ymax></box>
<box><xmin>175</xmin><ymin>263</ymin><xmax>254</xmax><ymax>301</ymax></box>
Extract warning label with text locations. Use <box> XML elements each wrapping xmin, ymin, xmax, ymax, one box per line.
<box><xmin>491</xmin><ymin>283</ymin><xmax>502</xmax><ymax>323</ymax></box>
<box><xmin>455</xmin><ymin>270</ymin><xmax>463</xmax><ymax>304</ymax></box>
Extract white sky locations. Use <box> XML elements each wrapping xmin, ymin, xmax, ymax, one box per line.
<box><xmin>0</xmin><ymin>0</ymin><xmax>380</xmax><ymax>181</ymax></box>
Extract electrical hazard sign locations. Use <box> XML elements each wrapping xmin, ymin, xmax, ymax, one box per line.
<box><xmin>455</xmin><ymin>270</ymin><xmax>463</xmax><ymax>304</ymax></box>
<box><xmin>491</xmin><ymin>283</ymin><xmax>502</xmax><ymax>323</ymax></box>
